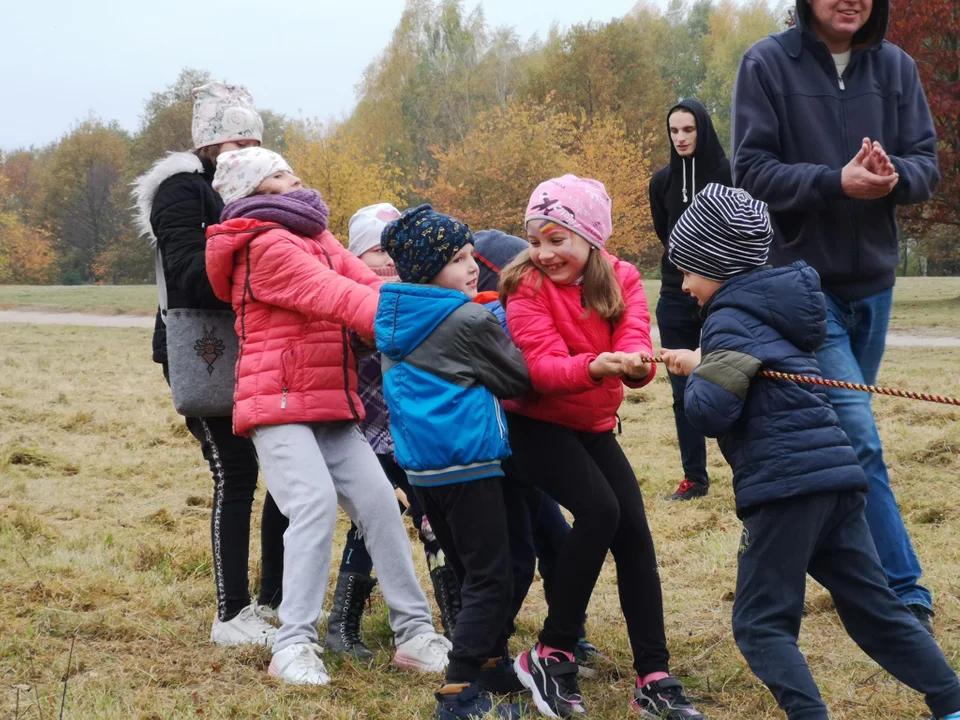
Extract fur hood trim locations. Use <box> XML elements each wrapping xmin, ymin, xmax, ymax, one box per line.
<box><xmin>131</xmin><ymin>152</ymin><xmax>204</xmax><ymax>247</ymax></box>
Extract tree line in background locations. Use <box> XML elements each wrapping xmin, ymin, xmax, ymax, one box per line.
<box><xmin>0</xmin><ymin>0</ymin><xmax>956</xmax><ymax>285</ymax></box>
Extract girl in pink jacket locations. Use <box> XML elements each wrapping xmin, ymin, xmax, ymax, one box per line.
<box><xmin>205</xmin><ymin>148</ymin><xmax>450</xmax><ymax>687</ymax></box>
<box><xmin>499</xmin><ymin>175</ymin><xmax>702</xmax><ymax>720</ymax></box>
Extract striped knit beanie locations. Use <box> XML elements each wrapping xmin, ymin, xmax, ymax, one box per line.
<box><xmin>668</xmin><ymin>184</ymin><xmax>773</xmax><ymax>282</ymax></box>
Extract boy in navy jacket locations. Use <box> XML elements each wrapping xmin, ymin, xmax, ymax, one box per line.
<box><xmin>660</xmin><ymin>184</ymin><xmax>960</xmax><ymax>720</ymax></box>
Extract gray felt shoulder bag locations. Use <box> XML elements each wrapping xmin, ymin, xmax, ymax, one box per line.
<box><xmin>156</xmin><ymin>249</ymin><xmax>238</xmax><ymax>418</ymax></box>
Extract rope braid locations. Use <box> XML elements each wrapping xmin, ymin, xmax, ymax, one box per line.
<box><xmin>648</xmin><ymin>358</ymin><xmax>960</xmax><ymax>407</ymax></box>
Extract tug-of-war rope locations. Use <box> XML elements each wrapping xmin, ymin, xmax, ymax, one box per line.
<box><xmin>648</xmin><ymin>357</ymin><xmax>960</xmax><ymax>407</ymax></box>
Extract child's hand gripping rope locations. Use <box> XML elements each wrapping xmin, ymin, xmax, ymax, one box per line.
<box><xmin>650</xmin><ymin>351</ymin><xmax>960</xmax><ymax>406</ymax></box>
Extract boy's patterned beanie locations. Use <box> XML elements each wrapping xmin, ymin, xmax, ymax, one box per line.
<box><xmin>381</xmin><ymin>204</ymin><xmax>473</xmax><ymax>284</ymax></box>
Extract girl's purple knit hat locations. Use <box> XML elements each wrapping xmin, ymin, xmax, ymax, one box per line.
<box><xmin>524</xmin><ymin>174</ymin><xmax>613</xmax><ymax>249</ymax></box>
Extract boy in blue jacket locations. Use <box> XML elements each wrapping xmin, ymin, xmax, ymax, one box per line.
<box><xmin>661</xmin><ymin>184</ymin><xmax>960</xmax><ymax>720</ymax></box>
<box><xmin>377</xmin><ymin>206</ymin><xmax>530</xmax><ymax>720</ymax></box>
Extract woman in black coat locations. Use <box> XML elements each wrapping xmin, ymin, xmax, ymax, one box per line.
<box><xmin>133</xmin><ymin>81</ymin><xmax>286</xmax><ymax>645</ymax></box>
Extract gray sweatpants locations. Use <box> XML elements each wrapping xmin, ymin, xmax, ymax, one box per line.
<box><xmin>251</xmin><ymin>421</ymin><xmax>436</xmax><ymax>653</ymax></box>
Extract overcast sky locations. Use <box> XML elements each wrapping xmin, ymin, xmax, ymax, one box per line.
<box><xmin>0</xmin><ymin>0</ymin><xmax>665</xmax><ymax>152</ymax></box>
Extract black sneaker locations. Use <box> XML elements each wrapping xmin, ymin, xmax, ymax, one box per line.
<box><xmin>515</xmin><ymin>645</ymin><xmax>586</xmax><ymax>717</ymax></box>
<box><xmin>479</xmin><ymin>656</ymin><xmax>525</xmax><ymax>695</ymax></box>
<box><xmin>633</xmin><ymin>677</ymin><xmax>703</xmax><ymax>719</ymax></box>
<box><xmin>666</xmin><ymin>479</ymin><xmax>708</xmax><ymax>502</ymax></box>
<box><xmin>909</xmin><ymin>604</ymin><xmax>935</xmax><ymax>636</ymax></box>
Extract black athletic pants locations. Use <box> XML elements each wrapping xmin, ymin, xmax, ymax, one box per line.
<box><xmin>507</xmin><ymin>412</ymin><xmax>669</xmax><ymax>676</ymax></box>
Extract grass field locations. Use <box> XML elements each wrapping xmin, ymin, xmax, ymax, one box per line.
<box><xmin>1</xmin><ymin>321</ymin><xmax>958</xmax><ymax>719</ymax></box>
<box><xmin>1</xmin><ymin>277</ymin><xmax>959</xmax><ymax>334</ymax></box>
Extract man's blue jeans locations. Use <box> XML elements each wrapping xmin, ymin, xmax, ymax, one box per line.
<box><xmin>816</xmin><ymin>289</ymin><xmax>932</xmax><ymax>610</ymax></box>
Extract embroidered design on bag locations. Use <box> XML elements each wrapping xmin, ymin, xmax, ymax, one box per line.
<box><xmin>194</xmin><ymin>326</ymin><xmax>226</xmax><ymax>375</ymax></box>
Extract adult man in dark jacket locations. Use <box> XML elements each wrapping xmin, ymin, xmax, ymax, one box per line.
<box><xmin>649</xmin><ymin>99</ymin><xmax>732</xmax><ymax>501</ymax></box>
<box><xmin>731</xmin><ymin>0</ymin><xmax>940</xmax><ymax>630</ymax></box>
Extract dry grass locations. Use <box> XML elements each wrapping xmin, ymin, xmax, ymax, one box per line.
<box><xmin>888</xmin><ymin>278</ymin><xmax>960</xmax><ymax>335</ymax></box>
<box><xmin>0</xmin><ymin>322</ymin><xmax>958</xmax><ymax>719</ymax></box>
<box><xmin>1</xmin><ymin>277</ymin><xmax>959</xmax><ymax>333</ymax></box>
<box><xmin>0</xmin><ymin>286</ymin><xmax>156</xmax><ymax>316</ymax></box>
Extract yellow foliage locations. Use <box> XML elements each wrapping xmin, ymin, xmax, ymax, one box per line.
<box><xmin>426</xmin><ymin>101</ymin><xmax>660</xmax><ymax>265</ymax></box>
<box><xmin>0</xmin><ymin>212</ymin><xmax>58</xmax><ymax>285</ymax></box>
<box><xmin>427</xmin><ymin>99</ymin><xmax>578</xmax><ymax>235</ymax></box>
<box><xmin>285</xmin><ymin>122</ymin><xmax>407</xmax><ymax>242</ymax></box>
<box><xmin>0</xmin><ymin>175</ymin><xmax>57</xmax><ymax>284</ymax></box>
<box><xmin>575</xmin><ymin>114</ymin><xmax>659</xmax><ymax>264</ymax></box>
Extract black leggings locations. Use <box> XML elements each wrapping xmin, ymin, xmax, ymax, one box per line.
<box><xmin>507</xmin><ymin>412</ymin><xmax>669</xmax><ymax>676</ymax></box>
<box><xmin>184</xmin><ymin>415</ymin><xmax>287</xmax><ymax>620</ymax></box>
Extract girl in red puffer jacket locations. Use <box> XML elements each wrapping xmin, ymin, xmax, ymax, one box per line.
<box><xmin>205</xmin><ymin>148</ymin><xmax>450</xmax><ymax>687</ymax></box>
<box><xmin>499</xmin><ymin>175</ymin><xmax>702</xmax><ymax>720</ymax></box>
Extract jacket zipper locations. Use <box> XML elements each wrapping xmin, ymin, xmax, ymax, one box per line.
<box><xmin>493</xmin><ymin>396</ymin><xmax>506</xmax><ymax>439</ymax></box>
<box><xmin>318</xmin><ymin>243</ymin><xmax>362</xmax><ymax>422</ymax></box>
<box><xmin>831</xmin><ymin>50</ymin><xmax>859</xmax><ymax>275</ymax></box>
<box><xmin>218</xmin><ymin>224</ymin><xmax>313</xmax><ymax>413</ymax></box>
<box><xmin>280</xmin><ymin>345</ymin><xmax>295</xmax><ymax>410</ymax></box>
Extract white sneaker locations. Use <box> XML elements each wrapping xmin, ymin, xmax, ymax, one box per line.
<box><xmin>254</xmin><ymin>604</ymin><xmax>279</xmax><ymax>626</ymax></box>
<box><xmin>268</xmin><ymin>643</ymin><xmax>330</xmax><ymax>685</ymax></box>
<box><xmin>210</xmin><ymin>603</ymin><xmax>277</xmax><ymax>647</ymax></box>
<box><xmin>392</xmin><ymin>631</ymin><xmax>451</xmax><ymax>673</ymax></box>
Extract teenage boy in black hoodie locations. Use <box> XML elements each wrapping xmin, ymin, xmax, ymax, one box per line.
<box><xmin>649</xmin><ymin>99</ymin><xmax>732</xmax><ymax>501</ymax></box>
<box><xmin>732</xmin><ymin>0</ymin><xmax>940</xmax><ymax>632</ymax></box>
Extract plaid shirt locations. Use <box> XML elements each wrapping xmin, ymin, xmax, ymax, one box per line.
<box><xmin>357</xmin><ymin>352</ymin><xmax>394</xmax><ymax>455</ymax></box>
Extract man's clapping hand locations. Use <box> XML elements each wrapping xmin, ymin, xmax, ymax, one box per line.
<box><xmin>842</xmin><ymin>137</ymin><xmax>898</xmax><ymax>200</ymax></box>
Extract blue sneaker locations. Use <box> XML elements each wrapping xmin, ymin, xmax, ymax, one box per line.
<box><xmin>435</xmin><ymin>683</ymin><xmax>526</xmax><ymax>719</ymax></box>
<box><xmin>479</xmin><ymin>656</ymin><xmax>526</xmax><ymax>694</ymax></box>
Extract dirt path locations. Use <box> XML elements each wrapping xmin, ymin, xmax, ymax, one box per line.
<box><xmin>0</xmin><ymin>310</ymin><xmax>154</xmax><ymax>328</ymax></box>
<box><xmin>1</xmin><ymin>310</ymin><xmax>959</xmax><ymax>347</ymax></box>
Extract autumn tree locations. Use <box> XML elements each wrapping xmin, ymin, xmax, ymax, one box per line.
<box><xmin>426</xmin><ymin>99</ymin><xmax>577</xmax><ymax>234</ymax></box>
<box><xmin>0</xmin><ymin>175</ymin><xmax>57</xmax><ymax>284</ymax></box>
<box><xmin>887</xmin><ymin>0</ymin><xmax>959</xmax><ymax>274</ymax></box>
<box><xmin>700</xmin><ymin>0</ymin><xmax>780</xmax><ymax>147</ymax></box>
<box><xmin>39</xmin><ymin>118</ymin><xmax>136</xmax><ymax>282</ymax></box>
<box><xmin>425</xmin><ymin>99</ymin><xmax>660</xmax><ymax>265</ymax></box>
<box><xmin>349</xmin><ymin>0</ymin><xmax>526</xmax><ymax>200</ymax></box>
<box><xmin>518</xmin><ymin>19</ymin><xmax>673</xmax><ymax>141</ymax></box>
<box><xmin>0</xmin><ymin>149</ymin><xmax>51</xmax><ymax>225</ymax></box>
<box><xmin>576</xmin><ymin>115</ymin><xmax>659</xmax><ymax>264</ymax></box>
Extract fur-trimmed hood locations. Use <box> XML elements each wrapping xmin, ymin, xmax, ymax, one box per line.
<box><xmin>131</xmin><ymin>152</ymin><xmax>205</xmax><ymax>247</ymax></box>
